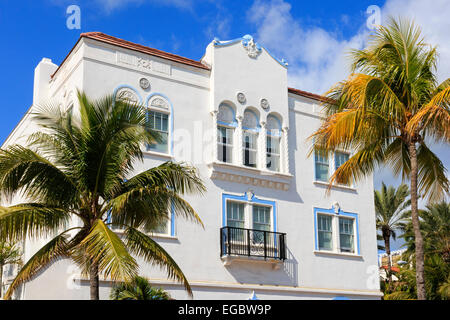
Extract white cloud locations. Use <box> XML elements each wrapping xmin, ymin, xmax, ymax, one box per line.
<box><xmin>247</xmin><ymin>0</ymin><xmax>450</xmax><ymax>193</ymax></box>
<box><xmin>248</xmin><ymin>0</ymin><xmax>450</xmax><ymax>91</ymax></box>
<box><xmin>49</xmin><ymin>0</ymin><xmax>193</xmax><ymax>14</ymax></box>
<box><xmin>247</xmin><ymin>0</ymin><xmax>368</xmax><ymax>95</ymax></box>
<box><xmin>96</xmin><ymin>0</ymin><xmax>193</xmax><ymax>12</ymax></box>
<box><xmin>96</xmin><ymin>0</ymin><xmax>192</xmax><ymax>12</ymax></box>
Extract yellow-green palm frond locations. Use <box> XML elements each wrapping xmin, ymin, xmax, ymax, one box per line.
<box><xmin>328</xmin><ymin>140</ymin><xmax>386</xmax><ymax>187</ymax></box>
<box><xmin>407</xmin><ymin>79</ymin><xmax>450</xmax><ymax>143</ymax></box>
<box><xmin>79</xmin><ymin>219</ymin><xmax>138</xmax><ymax>282</ymax></box>
<box><xmin>108</xmin><ymin>184</ymin><xmax>203</xmax><ymax>232</ymax></box>
<box><xmin>124</xmin><ymin>227</ymin><xmax>193</xmax><ymax>297</ymax></box>
<box><xmin>3</xmin><ymin>232</ymin><xmax>70</xmax><ymax>300</ymax></box>
<box><xmin>384</xmin><ymin>138</ymin><xmax>411</xmax><ymax>180</ymax></box>
<box><xmin>0</xmin><ymin>145</ymin><xmax>77</xmax><ymax>205</ymax></box>
<box><xmin>416</xmin><ymin>143</ymin><xmax>449</xmax><ymax>202</ymax></box>
<box><xmin>0</xmin><ymin>204</ymin><xmax>70</xmax><ymax>243</ymax></box>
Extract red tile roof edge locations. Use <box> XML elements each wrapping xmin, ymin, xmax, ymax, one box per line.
<box><xmin>288</xmin><ymin>87</ymin><xmax>332</xmax><ymax>103</ymax></box>
<box><xmin>380</xmin><ymin>265</ymin><xmax>400</xmax><ymax>272</ymax></box>
<box><xmin>51</xmin><ymin>32</ymin><xmax>329</xmax><ymax>104</ymax></box>
<box><xmin>51</xmin><ymin>31</ymin><xmax>210</xmax><ymax>78</ymax></box>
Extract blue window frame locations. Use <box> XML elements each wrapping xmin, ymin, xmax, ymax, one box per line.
<box><xmin>313</xmin><ymin>206</ymin><xmax>360</xmax><ymax>255</ymax></box>
<box><xmin>147</xmin><ymin>111</ymin><xmax>169</xmax><ymax>153</ymax></box>
<box><xmin>315</xmin><ymin>150</ymin><xmax>329</xmax><ymax>182</ymax></box>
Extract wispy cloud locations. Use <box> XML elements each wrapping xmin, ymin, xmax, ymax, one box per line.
<box><xmin>203</xmin><ymin>2</ymin><xmax>232</xmax><ymax>41</ymax></box>
<box><xmin>247</xmin><ymin>0</ymin><xmax>450</xmax><ymax>195</ymax></box>
<box><xmin>247</xmin><ymin>0</ymin><xmax>450</xmax><ymax>92</ymax></box>
<box><xmin>96</xmin><ymin>0</ymin><xmax>194</xmax><ymax>13</ymax></box>
<box><xmin>48</xmin><ymin>0</ymin><xmax>194</xmax><ymax>14</ymax></box>
<box><xmin>247</xmin><ymin>0</ymin><xmax>368</xmax><ymax>94</ymax></box>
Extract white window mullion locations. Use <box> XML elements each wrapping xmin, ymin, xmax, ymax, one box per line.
<box><xmin>236</xmin><ymin>116</ymin><xmax>244</xmax><ymax>166</ymax></box>
<box><xmin>332</xmin><ymin>215</ymin><xmax>339</xmax><ymax>253</ymax></box>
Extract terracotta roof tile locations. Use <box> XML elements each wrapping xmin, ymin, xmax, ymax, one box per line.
<box><xmin>52</xmin><ymin>32</ymin><xmax>330</xmax><ymax>105</ymax></box>
<box><xmin>288</xmin><ymin>87</ymin><xmax>332</xmax><ymax>103</ymax></box>
<box><xmin>81</xmin><ymin>32</ymin><xmax>210</xmax><ymax>70</ymax></box>
<box><xmin>52</xmin><ymin>32</ymin><xmax>210</xmax><ymax>78</ymax></box>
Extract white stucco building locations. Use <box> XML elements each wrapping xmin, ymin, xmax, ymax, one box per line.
<box><xmin>1</xmin><ymin>32</ymin><xmax>382</xmax><ymax>300</ymax></box>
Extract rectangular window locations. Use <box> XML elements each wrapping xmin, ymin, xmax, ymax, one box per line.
<box><xmin>152</xmin><ymin>214</ymin><xmax>170</xmax><ymax>235</ymax></box>
<box><xmin>147</xmin><ymin>111</ymin><xmax>169</xmax><ymax>153</ymax></box>
<box><xmin>335</xmin><ymin>151</ymin><xmax>349</xmax><ymax>171</ymax></box>
<box><xmin>266</xmin><ymin>136</ymin><xmax>280</xmax><ymax>172</ymax></box>
<box><xmin>339</xmin><ymin>217</ymin><xmax>355</xmax><ymax>253</ymax></box>
<box><xmin>335</xmin><ymin>151</ymin><xmax>350</xmax><ymax>185</ymax></box>
<box><xmin>317</xmin><ymin>214</ymin><xmax>333</xmax><ymax>250</ymax></box>
<box><xmin>217</xmin><ymin>126</ymin><xmax>233</xmax><ymax>163</ymax></box>
<box><xmin>315</xmin><ymin>150</ymin><xmax>329</xmax><ymax>182</ymax></box>
<box><xmin>227</xmin><ymin>201</ymin><xmax>245</xmax><ymax>242</ymax></box>
<box><xmin>252</xmin><ymin>205</ymin><xmax>271</xmax><ymax>231</ymax></box>
<box><xmin>243</xmin><ymin>131</ymin><xmax>258</xmax><ymax>168</ymax></box>
<box><xmin>252</xmin><ymin>205</ymin><xmax>271</xmax><ymax>245</ymax></box>
<box><xmin>227</xmin><ymin>202</ymin><xmax>245</xmax><ymax>229</ymax></box>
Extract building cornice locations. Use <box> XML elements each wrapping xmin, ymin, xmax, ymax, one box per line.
<box><xmin>51</xmin><ymin>32</ymin><xmax>211</xmax><ymax>79</ymax></box>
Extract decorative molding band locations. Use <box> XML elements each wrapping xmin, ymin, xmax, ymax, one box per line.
<box><xmin>76</xmin><ymin>277</ymin><xmax>383</xmax><ymax>298</ymax></box>
<box><xmin>209</xmin><ymin>162</ymin><xmax>291</xmax><ymax>191</ymax></box>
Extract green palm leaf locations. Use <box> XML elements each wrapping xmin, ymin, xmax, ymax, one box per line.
<box><xmin>79</xmin><ymin>219</ymin><xmax>138</xmax><ymax>282</ymax></box>
<box><xmin>124</xmin><ymin>227</ymin><xmax>193</xmax><ymax>297</ymax></box>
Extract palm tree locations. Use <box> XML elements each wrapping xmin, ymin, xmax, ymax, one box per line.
<box><xmin>310</xmin><ymin>17</ymin><xmax>450</xmax><ymax>299</ymax></box>
<box><xmin>0</xmin><ymin>91</ymin><xmax>205</xmax><ymax>300</ymax></box>
<box><xmin>0</xmin><ymin>241</ymin><xmax>22</xmax><ymax>298</ymax></box>
<box><xmin>375</xmin><ymin>182</ymin><xmax>410</xmax><ymax>282</ymax></box>
<box><xmin>110</xmin><ymin>275</ymin><xmax>171</xmax><ymax>300</ymax></box>
<box><xmin>402</xmin><ymin>201</ymin><xmax>450</xmax><ymax>262</ymax></box>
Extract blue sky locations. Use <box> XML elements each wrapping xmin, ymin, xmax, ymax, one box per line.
<box><xmin>0</xmin><ymin>0</ymin><xmax>449</xmax><ymax>249</ymax></box>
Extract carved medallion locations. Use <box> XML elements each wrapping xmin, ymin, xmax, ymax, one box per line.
<box><xmin>261</xmin><ymin>98</ymin><xmax>270</xmax><ymax>111</ymax></box>
<box><xmin>237</xmin><ymin>92</ymin><xmax>246</xmax><ymax>104</ymax></box>
<box><xmin>139</xmin><ymin>78</ymin><xmax>150</xmax><ymax>90</ymax></box>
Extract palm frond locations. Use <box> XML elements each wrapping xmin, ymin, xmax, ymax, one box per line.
<box><xmin>0</xmin><ymin>204</ymin><xmax>70</xmax><ymax>242</ymax></box>
<box><xmin>79</xmin><ymin>219</ymin><xmax>138</xmax><ymax>281</ymax></box>
<box><xmin>124</xmin><ymin>227</ymin><xmax>192</xmax><ymax>297</ymax></box>
<box><xmin>3</xmin><ymin>231</ymin><xmax>71</xmax><ymax>300</ymax></box>
<box><xmin>0</xmin><ymin>145</ymin><xmax>77</xmax><ymax>204</ymax></box>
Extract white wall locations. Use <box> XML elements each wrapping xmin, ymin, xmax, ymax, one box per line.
<box><xmin>3</xmin><ymin>36</ymin><xmax>381</xmax><ymax>300</ymax></box>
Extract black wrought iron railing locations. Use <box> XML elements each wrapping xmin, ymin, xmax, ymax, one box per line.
<box><xmin>220</xmin><ymin>226</ymin><xmax>287</xmax><ymax>260</ymax></box>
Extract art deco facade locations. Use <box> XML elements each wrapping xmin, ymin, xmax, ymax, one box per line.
<box><xmin>1</xmin><ymin>32</ymin><xmax>382</xmax><ymax>299</ymax></box>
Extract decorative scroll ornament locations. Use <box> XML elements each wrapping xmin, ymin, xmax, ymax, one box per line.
<box><xmin>237</xmin><ymin>92</ymin><xmax>246</xmax><ymax>104</ymax></box>
<box><xmin>260</xmin><ymin>98</ymin><xmax>270</xmax><ymax>111</ymax></box>
<box><xmin>116</xmin><ymin>88</ymin><xmax>139</xmax><ymax>104</ymax></box>
<box><xmin>150</xmin><ymin>97</ymin><xmax>169</xmax><ymax>110</ymax></box>
<box><xmin>242</xmin><ymin>35</ymin><xmax>262</xmax><ymax>58</ymax></box>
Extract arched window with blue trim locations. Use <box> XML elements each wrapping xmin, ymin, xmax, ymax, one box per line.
<box><xmin>146</xmin><ymin>95</ymin><xmax>171</xmax><ymax>154</ymax></box>
<box><xmin>217</xmin><ymin>103</ymin><xmax>237</xmax><ymax>163</ymax></box>
<box><xmin>242</xmin><ymin>108</ymin><xmax>260</xmax><ymax>168</ymax></box>
<box><xmin>266</xmin><ymin>114</ymin><xmax>282</xmax><ymax>172</ymax></box>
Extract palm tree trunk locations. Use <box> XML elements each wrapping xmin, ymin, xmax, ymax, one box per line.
<box><xmin>409</xmin><ymin>141</ymin><xmax>426</xmax><ymax>300</ymax></box>
<box><xmin>89</xmin><ymin>260</ymin><xmax>99</xmax><ymax>300</ymax></box>
<box><xmin>0</xmin><ymin>264</ymin><xmax>3</xmax><ymax>298</ymax></box>
<box><xmin>383</xmin><ymin>234</ymin><xmax>392</xmax><ymax>284</ymax></box>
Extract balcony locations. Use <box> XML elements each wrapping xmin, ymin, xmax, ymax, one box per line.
<box><xmin>220</xmin><ymin>226</ymin><xmax>287</xmax><ymax>268</ymax></box>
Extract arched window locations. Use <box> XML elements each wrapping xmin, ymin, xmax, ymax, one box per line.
<box><xmin>242</xmin><ymin>109</ymin><xmax>260</xmax><ymax>168</ymax></box>
<box><xmin>217</xmin><ymin>103</ymin><xmax>236</xmax><ymax>163</ymax></box>
<box><xmin>146</xmin><ymin>95</ymin><xmax>171</xmax><ymax>154</ymax></box>
<box><xmin>266</xmin><ymin>114</ymin><xmax>282</xmax><ymax>172</ymax></box>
